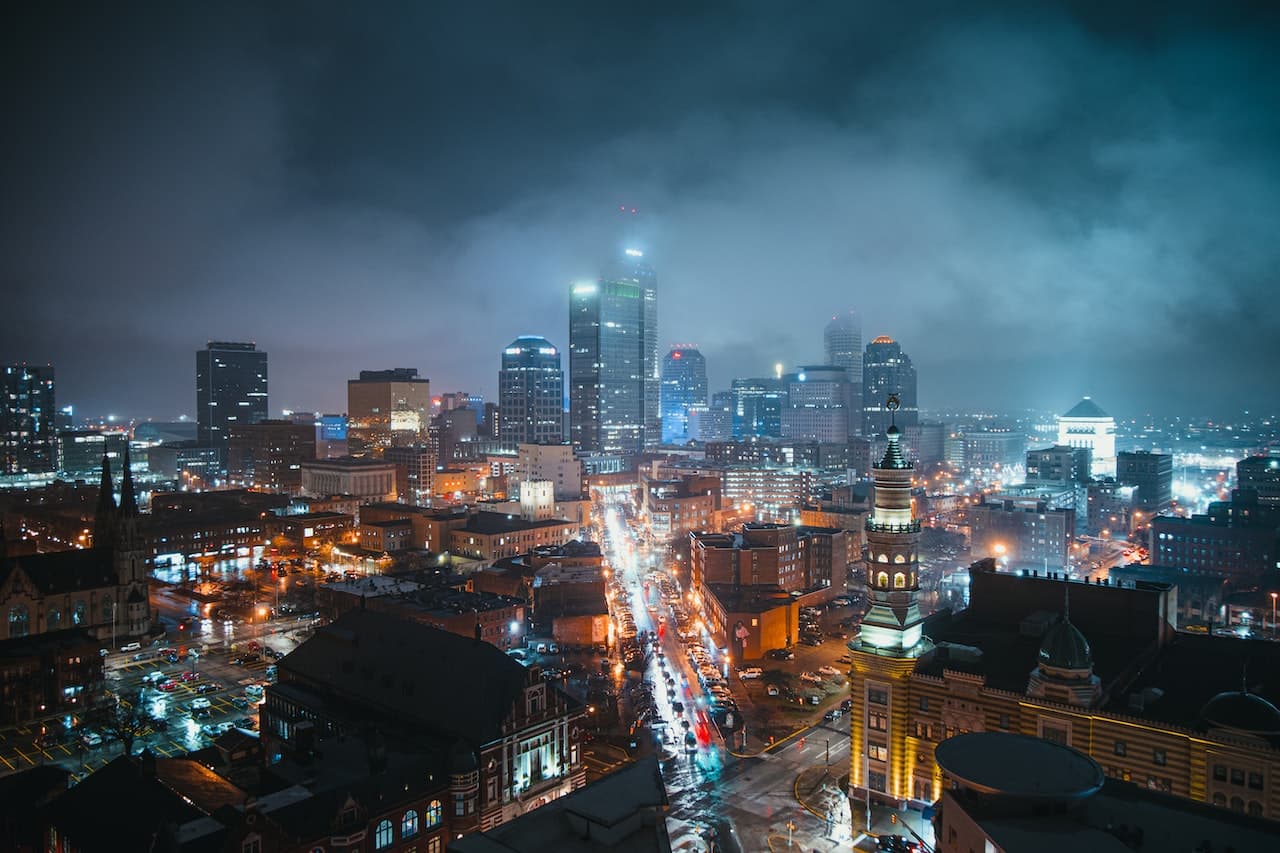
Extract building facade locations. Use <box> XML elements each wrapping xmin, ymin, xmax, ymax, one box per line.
<box><xmin>196</xmin><ymin>341</ymin><xmax>268</xmax><ymax>454</ymax></box>
<box><xmin>568</xmin><ymin>250</ymin><xmax>659</xmax><ymax>454</ymax></box>
<box><xmin>347</xmin><ymin>368</ymin><xmax>431</xmax><ymax>456</ymax></box>
<box><xmin>1</xmin><ymin>364</ymin><xmax>56</xmax><ymax>475</ymax></box>
<box><xmin>226</xmin><ymin>419</ymin><xmax>317</xmax><ymax>492</ymax></box>
<box><xmin>659</xmin><ymin>346</ymin><xmax>708</xmax><ymax>446</ymax></box>
<box><xmin>730</xmin><ymin>378</ymin><xmax>783</xmax><ymax>440</ymax></box>
<box><xmin>781</xmin><ymin>365</ymin><xmax>853</xmax><ymax>444</ymax></box>
<box><xmin>499</xmin><ymin>337</ymin><xmax>564</xmax><ymax>447</ymax></box>
<box><xmin>1117</xmin><ymin>450</ymin><xmax>1174</xmax><ymax>513</ymax></box>
<box><xmin>862</xmin><ymin>337</ymin><xmax>918</xmax><ymax>439</ymax></box>
<box><xmin>824</xmin><ymin>310</ymin><xmax>863</xmax><ymax>436</ymax></box>
<box><xmin>1057</xmin><ymin>397</ymin><xmax>1116</xmax><ymax>478</ymax></box>
<box><xmin>299</xmin><ymin>459</ymin><xmax>397</xmax><ymax>502</ymax></box>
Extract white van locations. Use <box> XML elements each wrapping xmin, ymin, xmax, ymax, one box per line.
<box><xmin>121</xmin><ymin>642</ymin><xmax>141</xmax><ymax>653</ymax></box>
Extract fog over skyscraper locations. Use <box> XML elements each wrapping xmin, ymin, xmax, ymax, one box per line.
<box><xmin>569</xmin><ymin>249</ymin><xmax>658</xmax><ymax>454</ymax></box>
<box><xmin>660</xmin><ymin>346</ymin><xmax>707</xmax><ymax>445</ymax></box>
<box><xmin>824</xmin><ymin>310</ymin><xmax>862</xmax><ymax>437</ymax></box>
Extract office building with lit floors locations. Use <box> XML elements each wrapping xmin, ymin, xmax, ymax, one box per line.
<box><xmin>862</xmin><ymin>337</ymin><xmax>918</xmax><ymax>438</ymax></box>
<box><xmin>659</xmin><ymin>346</ymin><xmax>707</xmax><ymax>445</ymax></box>
<box><xmin>196</xmin><ymin>341</ymin><xmax>268</xmax><ymax>456</ymax></box>
<box><xmin>1</xmin><ymin>364</ymin><xmax>57</xmax><ymax>475</ymax></box>
<box><xmin>499</xmin><ymin>337</ymin><xmax>564</xmax><ymax>446</ymax></box>
<box><xmin>262</xmin><ymin>609</ymin><xmax>588</xmax><ymax>835</ymax></box>
<box><xmin>847</xmin><ymin>551</ymin><xmax>1280</xmax><ymax>823</ymax></box>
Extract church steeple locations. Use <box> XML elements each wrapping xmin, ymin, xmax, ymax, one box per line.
<box><xmin>119</xmin><ymin>447</ymin><xmax>138</xmax><ymax>518</ymax></box>
<box><xmin>94</xmin><ymin>452</ymin><xmax>117</xmax><ymax>548</ymax></box>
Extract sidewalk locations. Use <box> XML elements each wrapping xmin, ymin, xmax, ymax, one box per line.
<box><xmin>794</xmin><ymin>765</ymin><xmax>936</xmax><ymax>849</ymax></box>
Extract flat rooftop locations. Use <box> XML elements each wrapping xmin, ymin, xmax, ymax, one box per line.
<box><xmin>935</xmin><ymin>732</ymin><xmax>1103</xmax><ymax>800</ymax></box>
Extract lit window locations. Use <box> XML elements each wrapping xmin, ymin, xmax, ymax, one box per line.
<box><xmin>402</xmin><ymin>809</ymin><xmax>418</xmax><ymax>838</ymax></box>
<box><xmin>374</xmin><ymin>819</ymin><xmax>393</xmax><ymax>848</ymax></box>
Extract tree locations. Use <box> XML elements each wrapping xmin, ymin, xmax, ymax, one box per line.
<box><xmin>89</xmin><ymin>689</ymin><xmax>159</xmax><ymax>757</ymax></box>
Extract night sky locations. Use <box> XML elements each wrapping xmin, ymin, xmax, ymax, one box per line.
<box><xmin>4</xmin><ymin>2</ymin><xmax>1278</xmax><ymax>420</ymax></box>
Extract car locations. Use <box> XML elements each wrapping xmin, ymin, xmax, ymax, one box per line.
<box><xmin>201</xmin><ymin>722</ymin><xmax>233</xmax><ymax>739</ymax></box>
<box><xmin>737</xmin><ymin>667</ymin><xmax>763</xmax><ymax>680</ymax></box>
<box><xmin>80</xmin><ymin>730</ymin><xmax>103</xmax><ymax>748</ymax></box>
<box><xmin>799</xmin><ymin>672</ymin><xmax>823</xmax><ymax>684</ymax></box>
<box><xmin>245</xmin><ymin>683</ymin><xmax>265</xmax><ymax>697</ymax></box>
<box><xmin>818</xmin><ymin>665</ymin><xmax>842</xmax><ymax>677</ymax></box>
<box><xmin>836</xmin><ymin>655</ymin><xmax>852</xmax><ymax>664</ymax></box>
<box><xmin>840</xmin><ymin>698</ymin><xmax>853</xmax><ymax>712</ymax></box>
<box><xmin>157</xmin><ymin>680</ymin><xmax>179</xmax><ymax>692</ymax></box>
<box><xmin>143</xmin><ymin>670</ymin><xmax>165</xmax><ymax>685</ymax></box>
<box><xmin>800</xmin><ymin>635</ymin><xmax>823</xmax><ymax>647</ymax></box>
<box><xmin>190</xmin><ymin>697</ymin><xmax>211</xmax><ymax>710</ymax></box>
<box><xmin>767</xmin><ymin>684</ymin><xmax>781</xmax><ymax>697</ymax></box>
<box><xmin>766</xmin><ymin>649</ymin><xmax>794</xmax><ymax>661</ymax></box>
<box><xmin>877</xmin><ymin>835</ymin><xmax>920</xmax><ymax>852</ymax></box>
<box><xmin>196</xmin><ymin>682</ymin><xmax>220</xmax><ymax>694</ymax></box>
<box><xmin>181</xmin><ymin>671</ymin><xmax>199</xmax><ymax>682</ymax></box>
<box><xmin>235</xmin><ymin>717</ymin><xmax>257</xmax><ymax>730</ymax></box>
<box><xmin>120</xmin><ymin>642</ymin><xmax>141</xmax><ymax>653</ymax></box>
<box><xmin>191</xmin><ymin>706</ymin><xmax>212</xmax><ymax>719</ymax></box>
<box><xmin>830</xmin><ymin>596</ymin><xmax>852</xmax><ymax>607</ymax></box>
<box><xmin>232</xmin><ymin>697</ymin><xmax>250</xmax><ymax>710</ymax></box>
<box><xmin>823</xmin><ymin>708</ymin><xmax>844</xmax><ymax>721</ymax></box>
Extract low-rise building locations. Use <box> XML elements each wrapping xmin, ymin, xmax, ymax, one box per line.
<box><xmin>359</xmin><ymin>518</ymin><xmax>414</xmax><ymax>553</ymax></box>
<box><xmin>449</xmin><ymin>513</ymin><xmax>579</xmax><ymax>563</ymax></box>
<box><xmin>299</xmin><ymin>458</ymin><xmax>397</xmax><ymax>502</ymax></box>
<box><xmin>967</xmin><ymin>495</ymin><xmax>1075</xmax><ymax>571</ymax></box>
<box><xmin>1151</xmin><ymin>492</ymin><xmax>1279</xmax><ymax>582</ymax></box>
<box><xmin>270</xmin><ymin>512</ymin><xmax>354</xmax><ymax>550</ymax></box>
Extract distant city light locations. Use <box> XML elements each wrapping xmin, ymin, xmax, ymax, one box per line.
<box><xmin>572</xmin><ymin>282</ymin><xmax>597</xmax><ymax>295</ymax></box>
<box><xmin>624</xmin><ymin>248</ymin><xmax>643</xmax><ymax>257</ymax></box>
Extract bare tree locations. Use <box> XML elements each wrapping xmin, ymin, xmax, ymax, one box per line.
<box><xmin>89</xmin><ymin>689</ymin><xmax>159</xmax><ymax>757</ymax></box>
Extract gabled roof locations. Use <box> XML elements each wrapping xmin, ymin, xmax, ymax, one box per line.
<box><xmin>1061</xmin><ymin>397</ymin><xmax>1110</xmax><ymax>419</ymax></box>
<box><xmin>280</xmin><ymin>609</ymin><xmax>545</xmax><ymax>746</ymax></box>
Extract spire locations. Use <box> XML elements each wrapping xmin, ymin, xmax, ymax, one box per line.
<box><xmin>118</xmin><ymin>447</ymin><xmax>138</xmax><ymax>518</ymax></box>
<box><xmin>877</xmin><ymin>395</ymin><xmax>910</xmax><ymax>469</ymax></box>
<box><xmin>94</xmin><ymin>452</ymin><xmax>117</xmax><ymax>547</ymax></box>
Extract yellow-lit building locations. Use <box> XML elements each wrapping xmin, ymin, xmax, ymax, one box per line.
<box><xmin>847</xmin><ymin>420</ymin><xmax>1280</xmax><ymax>822</ymax></box>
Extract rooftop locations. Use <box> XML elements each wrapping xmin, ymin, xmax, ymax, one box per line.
<box><xmin>462</xmin><ymin>512</ymin><xmax>576</xmax><ymax>535</ymax></box>
<box><xmin>1061</xmin><ymin>397</ymin><xmax>1110</xmax><ymax>419</ymax></box>
<box><xmin>935</xmin><ymin>732</ymin><xmax>1104</xmax><ymax>800</ymax></box>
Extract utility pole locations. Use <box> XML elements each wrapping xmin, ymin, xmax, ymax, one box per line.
<box><xmin>826</xmin><ymin>738</ymin><xmax>830</xmax><ymax>766</ymax></box>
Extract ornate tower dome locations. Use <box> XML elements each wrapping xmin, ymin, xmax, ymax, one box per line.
<box><xmin>1038</xmin><ymin>619</ymin><xmax>1093</xmax><ymax>671</ymax></box>
<box><xmin>1200</xmin><ymin>691</ymin><xmax>1280</xmax><ymax>740</ymax></box>
<box><xmin>1027</xmin><ymin>586</ymin><xmax>1102</xmax><ymax>707</ymax></box>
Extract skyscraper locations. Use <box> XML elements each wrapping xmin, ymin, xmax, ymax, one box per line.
<box><xmin>499</xmin><ymin>336</ymin><xmax>564</xmax><ymax>446</ymax></box>
<box><xmin>347</xmin><ymin>368</ymin><xmax>431</xmax><ymax>456</ymax></box>
<box><xmin>660</xmin><ymin>346</ymin><xmax>707</xmax><ymax>445</ymax></box>
<box><xmin>824</xmin><ymin>310</ymin><xmax>862</xmax><ymax>436</ymax></box>
<box><xmin>1</xmin><ymin>364</ymin><xmax>56</xmax><ymax>474</ymax></box>
<box><xmin>780</xmin><ymin>365</ymin><xmax>852</xmax><ymax>444</ymax></box>
<box><xmin>730</xmin><ymin>377</ymin><xmax>784</xmax><ymax>439</ymax></box>
<box><xmin>862</xmin><ymin>336</ymin><xmax>918</xmax><ymax>438</ymax></box>
<box><xmin>195</xmin><ymin>342</ymin><xmax>268</xmax><ymax>453</ymax></box>
<box><xmin>569</xmin><ymin>249</ymin><xmax>658</xmax><ymax>454</ymax></box>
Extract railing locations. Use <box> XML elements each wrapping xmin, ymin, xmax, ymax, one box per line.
<box><xmin>864</xmin><ymin>519</ymin><xmax>921</xmax><ymax>534</ymax></box>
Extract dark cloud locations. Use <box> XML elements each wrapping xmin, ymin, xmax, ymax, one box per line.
<box><xmin>3</xmin><ymin>1</ymin><xmax>1278</xmax><ymax>419</ymax></box>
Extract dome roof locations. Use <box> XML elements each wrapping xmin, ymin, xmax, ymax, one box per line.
<box><xmin>871</xmin><ymin>335</ymin><xmax>895</xmax><ymax>345</ymax></box>
<box><xmin>1201</xmin><ymin>692</ymin><xmax>1280</xmax><ymax>736</ymax></box>
<box><xmin>1038</xmin><ymin>619</ymin><xmax>1092</xmax><ymax>671</ymax></box>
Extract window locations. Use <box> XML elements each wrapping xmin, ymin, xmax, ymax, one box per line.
<box><xmin>1248</xmin><ymin>772</ymin><xmax>1264</xmax><ymax>790</ymax></box>
<box><xmin>893</xmin><ymin>572</ymin><xmax>906</xmax><ymax>588</ymax></box>
<box><xmin>1213</xmin><ymin>764</ymin><xmax>1227</xmax><ymax>782</ymax></box>
<box><xmin>425</xmin><ymin>796</ymin><xmax>440</xmax><ymax>824</ymax></box>
<box><xmin>868</xmin><ymin>711</ymin><xmax>888</xmax><ymax>732</ymax></box>
<box><xmin>242</xmin><ymin>838</ymin><xmax>261</xmax><ymax>853</ymax></box>
<box><xmin>1231</xmin><ymin>768</ymin><xmax>1245</xmax><ymax>786</ymax></box>
<box><xmin>1248</xmin><ymin>801</ymin><xmax>1263</xmax><ymax>817</ymax></box>
<box><xmin>1153</xmin><ymin>749</ymin><xmax>1166</xmax><ymax>766</ymax></box>
<box><xmin>402</xmin><ymin>809</ymin><xmax>419</xmax><ymax>838</ymax></box>
<box><xmin>1230</xmin><ymin>796</ymin><xmax>1244</xmax><ymax>812</ymax></box>
<box><xmin>8</xmin><ymin>606</ymin><xmax>29</xmax><ymax>639</ymax></box>
<box><xmin>73</xmin><ymin>601</ymin><xmax>87</xmax><ymax>626</ymax></box>
<box><xmin>373</xmin><ymin>819</ymin><xmax>393</xmax><ymax>849</ymax></box>
<box><xmin>868</xmin><ymin>771</ymin><xmax>886</xmax><ymax>793</ymax></box>
<box><xmin>998</xmin><ymin>714</ymin><xmax>1010</xmax><ymax>731</ymax></box>
<box><xmin>868</xmin><ymin>743</ymin><xmax>888</xmax><ymax>761</ymax></box>
<box><xmin>47</xmin><ymin>608</ymin><xmax>61</xmax><ymax>630</ymax></box>
<box><xmin>868</xmin><ymin>688</ymin><xmax>888</xmax><ymax>706</ymax></box>
<box><xmin>428</xmin><ymin>839</ymin><xmax>442</xmax><ymax>853</ymax></box>
<box><xmin>1114</xmin><ymin>740</ymin><xmax>1127</xmax><ymax>757</ymax></box>
<box><xmin>918</xmin><ymin>697</ymin><xmax>929</xmax><ymax>712</ymax></box>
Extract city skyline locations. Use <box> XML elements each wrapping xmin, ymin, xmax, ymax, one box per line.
<box><xmin>4</xmin><ymin>5</ymin><xmax>1279</xmax><ymax>420</ymax></box>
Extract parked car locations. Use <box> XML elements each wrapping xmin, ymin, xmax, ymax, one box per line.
<box><xmin>766</xmin><ymin>648</ymin><xmax>794</xmax><ymax>661</ymax></box>
<box><xmin>196</xmin><ymin>682</ymin><xmax>220</xmax><ymax>694</ymax></box>
<box><xmin>181</xmin><ymin>671</ymin><xmax>199</xmax><ymax>682</ymax></box>
<box><xmin>823</xmin><ymin>708</ymin><xmax>844</xmax><ymax>721</ymax></box>
<box><xmin>190</xmin><ymin>697</ymin><xmax>211</xmax><ymax>710</ymax></box>
<box><xmin>737</xmin><ymin>667</ymin><xmax>763</xmax><ymax>680</ymax></box>
<box><xmin>120</xmin><ymin>642</ymin><xmax>141</xmax><ymax>653</ymax></box>
<box><xmin>80</xmin><ymin>730</ymin><xmax>103</xmax><ymax>748</ymax></box>
<box><xmin>767</xmin><ymin>684</ymin><xmax>781</xmax><ymax>697</ymax></box>
<box><xmin>232</xmin><ymin>697</ymin><xmax>250</xmax><ymax>710</ymax></box>
<box><xmin>157</xmin><ymin>680</ymin><xmax>179</xmax><ymax>692</ymax></box>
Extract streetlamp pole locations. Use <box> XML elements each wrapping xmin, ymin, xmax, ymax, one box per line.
<box><xmin>1271</xmin><ymin>592</ymin><xmax>1277</xmax><ymax>640</ymax></box>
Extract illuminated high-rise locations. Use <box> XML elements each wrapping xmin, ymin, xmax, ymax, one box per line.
<box><xmin>347</xmin><ymin>368</ymin><xmax>431</xmax><ymax>456</ymax></box>
<box><xmin>568</xmin><ymin>249</ymin><xmax>658</xmax><ymax>454</ymax></box>
<box><xmin>824</xmin><ymin>310</ymin><xmax>862</xmax><ymax>437</ymax></box>
<box><xmin>780</xmin><ymin>366</ymin><xmax>853</xmax><ymax>444</ymax></box>
<box><xmin>862</xmin><ymin>336</ymin><xmax>918</xmax><ymax>438</ymax></box>
<box><xmin>1</xmin><ymin>364</ymin><xmax>56</xmax><ymax>474</ymax></box>
<box><xmin>499</xmin><ymin>336</ymin><xmax>564</xmax><ymax>445</ymax></box>
<box><xmin>730</xmin><ymin>377</ymin><xmax>783</xmax><ymax>439</ymax></box>
<box><xmin>660</xmin><ymin>346</ymin><xmax>707</xmax><ymax>445</ymax></box>
<box><xmin>196</xmin><ymin>342</ymin><xmax>268</xmax><ymax>454</ymax></box>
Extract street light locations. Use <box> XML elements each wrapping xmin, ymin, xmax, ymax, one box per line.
<box><xmin>1272</xmin><ymin>592</ymin><xmax>1277</xmax><ymax>640</ymax></box>
<box><xmin>785</xmin><ymin>819</ymin><xmax>796</xmax><ymax>847</ymax></box>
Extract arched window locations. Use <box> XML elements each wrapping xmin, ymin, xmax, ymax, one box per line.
<box><xmin>48</xmin><ymin>608</ymin><xmax>61</xmax><ymax>630</ymax></box>
<box><xmin>877</xmin><ymin>553</ymin><xmax>888</xmax><ymax>563</ymax></box>
<box><xmin>9</xmin><ymin>606</ymin><xmax>29</xmax><ymax>639</ymax></box>
<box><xmin>1230</xmin><ymin>796</ymin><xmax>1244</xmax><ymax>812</ymax></box>
<box><xmin>374</xmin><ymin>819</ymin><xmax>393</xmax><ymax>849</ymax></box>
<box><xmin>910</xmin><ymin>573</ymin><xmax>916</xmax><ymax>587</ymax></box>
<box><xmin>72</xmin><ymin>601</ymin><xmax>87</xmax><ymax>626</ymax></box>
<box><xmin>402</xmin><ymin>809</ymin><xmax>418</xmax><ymax>838</ymax></box>
<box><xmin>893</xmin><ymin>573</ymin><xmax>906</xmax><ymax>589</ymax></box>
<box><xmin>1248</xmin><ymin>801</ymin><xmax>1263</xmax><ymax>817</ymax></box>
<box><xmin>876</xmin><ymin>571</ymin><xmax>889</xmax><ymax>588</ymax></box>
<box><xmin>893</xmin><ymin>554</ymin><xmax>905</xmax><ymax>564</ymax></box>
<box><xmin>426</xmin><ymin>799</ymin><xmax>442</xmax><ymax>828</ymax></box>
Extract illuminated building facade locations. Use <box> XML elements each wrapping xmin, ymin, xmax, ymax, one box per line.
<box><xmin>499</xmin><ymin>336</ymin><xmax>564</xmax><ymax>446</ymax></box>
<box><xmin>1056</xmin><ymin>397</ymin><xmax>1116</xmax><ymax>478</ymax></box>
<box><xmin>347</xmin><ymin>368</ymin><xmax>431</xmax><ymax>456</ymax></box>
<box><xmin>226</xmin><ymin>419</ymin><xmax>317</xmax><ymax>492</ymax></box>
<box><xmin>1117</xmin><ymin>450</ymin><xmax>1174</xmax><ymax>512</ymax></box>
<box><xmin>568</xmin><ymin>249</ymin><xmax>658</xmax><ymax>454</ymax></box>
<box><xmin>720</xmin><ymin>466</ymin><xmax>813</xmax><ymax>519</ymax></box>
<box><xmin>730</xmin><ymin>377</ymin><xmax>783</xmax><ymax>439</ymax></box>
<box><xmin>1</xmin><ymin>364</ymin><xmax>57</xmax><ymax>475</ymax></box>
<box><xmin>196</xmin><ymin>341</ymin><xmax>268</xmax><ymax>455</ymax></box>
<box><xmin>659</xmin><ymin>346</ymin><xmax>707</xmax><ymax>445</ymax></box>
<box><xmin>781</xmin><ymin>365</ymin><xmax>853</xmax><ymax>444</ymax></box>
<box><xmin>862</xmin><ymin>337</ymin><xmax>918</xmax><ymax>438</ymax></box>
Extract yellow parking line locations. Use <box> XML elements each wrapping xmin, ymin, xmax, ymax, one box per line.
<box><xmin>0</xmin><ymin>754</ymin><xmax>15</xmax><ymax>770</ymax></box>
